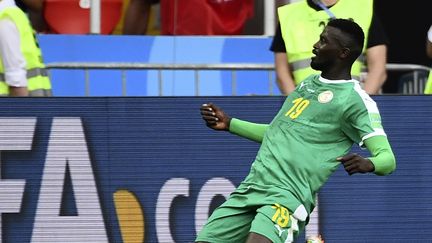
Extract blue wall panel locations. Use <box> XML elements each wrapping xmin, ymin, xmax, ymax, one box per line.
<box><xmin>0</xmin><ymin>96</ymin><xmax>431</xmax><ymax>242</ymax></box>
<box><xmin>38</xmin><ymin>35</ymin><xmax>275</xmax><ymax>96</ymax></box>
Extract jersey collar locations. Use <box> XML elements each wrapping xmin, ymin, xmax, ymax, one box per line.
<box><xmin>319</xmin><ymin>76</ymin><xmax>357</xmax><ymax>84</ymax></box>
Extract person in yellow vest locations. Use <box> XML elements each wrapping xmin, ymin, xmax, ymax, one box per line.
<box><xmin>424</xmin><ymin>25</ymin><xmax>432</xmax><ymax>94</ymax></box>
<box><xmin>0</xmin><ymin>0</ymin><xmax>51</xmax><ymax>96</ymax></box>
<box><xmin>270</xmin><ymin>0</ymin><xmax>388</xmax><ymax>95</ymax></box>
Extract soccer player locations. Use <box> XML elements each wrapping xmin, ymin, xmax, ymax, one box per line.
<box><xmin>196</xmin><ymin>18</ymin><xmax>396</xmax><ymax>243</ymax></box>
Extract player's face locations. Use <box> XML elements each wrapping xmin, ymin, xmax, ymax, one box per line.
<box><xmin>310</xmin><ymin>26</ymin><xmax>343</xmax><ymax>71</ymax></box>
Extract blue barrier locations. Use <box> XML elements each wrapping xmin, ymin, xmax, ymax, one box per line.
<box><xmin>0</xmin><ymin>96</ymin><xmax>431</xmax><ymax>242</ymax></box>
<box><xmin>38</xmin><ymin>35</ymin><xmax>278</xmax><ymax>96</ymax></box>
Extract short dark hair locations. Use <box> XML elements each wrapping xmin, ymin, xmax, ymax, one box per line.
<box><xmin>327</xmin><ymin>18</ymin><xmax>365</xmax><ymax>57</ymax></box>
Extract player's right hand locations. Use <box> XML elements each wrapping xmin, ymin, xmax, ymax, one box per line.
<box><xmin>200</xmin><ymin>103</ymin><xmax>231</xmax><ymax>131</ymax></box>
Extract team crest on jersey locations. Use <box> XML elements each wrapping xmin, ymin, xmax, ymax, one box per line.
<box><xmin>318</xmin><ymin>90</ymin><xmax>333</xmax><ymax>103</ymax></box>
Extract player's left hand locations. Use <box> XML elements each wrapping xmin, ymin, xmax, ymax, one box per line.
<box><xmin>337</xmin><ymin>153</ymin><xmax>375</xmax><ymax>175</ymax></box>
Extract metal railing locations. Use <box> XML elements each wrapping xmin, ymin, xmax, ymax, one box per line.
<box><xmin>385</xmin><ymin>63</ymin><xmax>430</xmax><ymax>94</ymax></box>
<box><xmin>45</xmin><ymin>62</ymin><xmax>431</xmax><ymax>96</ymax></box>
<box><xmin>45</xmin><ymin>63</ymin><xmax>276</xmax><ymax>96</ymax></box>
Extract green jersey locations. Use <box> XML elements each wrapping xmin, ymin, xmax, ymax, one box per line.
<box><xmin>242</xmin><ymin>74</ymin><xmax>386</xmax><ymax>214</ymax></box>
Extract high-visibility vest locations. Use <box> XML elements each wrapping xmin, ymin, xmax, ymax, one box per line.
<box><xmin>0</xmin><ymin>6</ymin><xmax>52</xmax><ymax>96</ymax></box>
<box><xmin>424</xmin><ymin>71</ymin><xmax>432</xmax><ymax>94</ymax></box>
<box><xmin>278</xmin><ymin>0</ymin><xmax>373</xmax><ymax>85</ymax></box>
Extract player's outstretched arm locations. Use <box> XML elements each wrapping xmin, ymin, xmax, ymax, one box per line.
<box><xmin>200</xmin><ymin>103</ymin><xmax>269</xmax><ymax>143</ymax></box>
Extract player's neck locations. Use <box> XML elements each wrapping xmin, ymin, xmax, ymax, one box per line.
<box><xmin>321</xmin><ymin>69</ymin><xmax>351</xmax><ymax>80</ymax></box>
<box><xmin>321</xmin><ymin>0</ymin><xmax>338</xmax><ymax>6</ymax></box>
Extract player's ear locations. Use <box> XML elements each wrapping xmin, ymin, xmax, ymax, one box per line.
<box><xmin>339</xmin><ymin>47</ymin><xmax>350</xmax><ymax>59</ymax></box>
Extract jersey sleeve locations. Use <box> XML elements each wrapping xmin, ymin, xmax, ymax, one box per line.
<box><xmin>364</xmin><ymin>135</ymin><xmax>396</xmax><ymax>175</ymax></box>
<box><xmin>341</xmin><ymin>86</ymin><xmax>386</xmax><ymax>147</ymax></box>
<box><xmin>229</xmin><ymin>118</ymin><xmax>269</xmax><ymax>143</ymax></box>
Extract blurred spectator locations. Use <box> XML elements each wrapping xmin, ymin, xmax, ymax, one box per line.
<box><xmin>427</xmin><ymin>25</ymin><xmax>432</xmax><ymax>59</ymax></box>
<box><xmin>15</xmin><ymin>0</ymin><xmax>47</xmax><ymax>32</ymax></box>
<box><xmin>0</xmin><ymin>0</ymin><xmax>52</xmax><ymax>96</ymax></box>
<box><xmin>112</xmin><ymin>0</ymin><xmax>131</xmax><ymax>34</ymax></box>
<box><xmin>120</xmin><ymin>0</ymin><xmax>254</xmax><ymax>35</ymax></box>
<box><xmin>374</xmin><ymin>0</ymin><xmax>431</xmax><ymax>93</ymax></box>
<box><xmin>120</xmin><ymin>0</ymin><xmax>159</xmax><ymax>35</ymax></box>
<box><xmin>42</xmin><ymin>0</ymin><xmax>122</xmax><ymax>34</ymax></box>
<box><xmin>424</xmin><ymin>25</ymin><xmax>432</xmax><ymax>94</ymax></box>
<box><xmin>270</xmin><ymin>0</ymin><xmax>388</xmax><ymax>95</ymax></box>
<box><xmin>160</xmin><ymin>0</ymin><xmax>254</xmax><ymax>35</ymax></box>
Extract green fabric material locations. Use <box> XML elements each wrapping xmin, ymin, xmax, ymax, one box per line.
<box><xmin>229</xmin><ymin>118</ymin><xmax>269</xmax><ymax>143</ymax></box>
<box><xmin>227</xmin><ymin>75</ymin><xmax>395</xmax><ymax>215</ymax></box>
<box><xmin>364</xmin><ymin>135</ymin><xmax>396</xmax><ymax>176</ymax></box>
<box><xmin>195</xmin><ymin>184</ymin><xmax>306</xmax><ymax>243</ymax></box>
<box><xmin>241</xmin><ymin>75</ymin><xmax>388</xmax><ymax>214</ymax></box>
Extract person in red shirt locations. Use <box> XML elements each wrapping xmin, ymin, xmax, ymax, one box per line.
<box><xmin>160</xmin><ymin>0</ymin><xmax>254</xmax><ymax>35</ymax></box>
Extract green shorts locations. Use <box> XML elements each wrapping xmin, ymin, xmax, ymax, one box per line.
<box><xmin>195</xmin><ymin>184</ymin><xmax>307</xmax><ymax>243</ymax></box>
